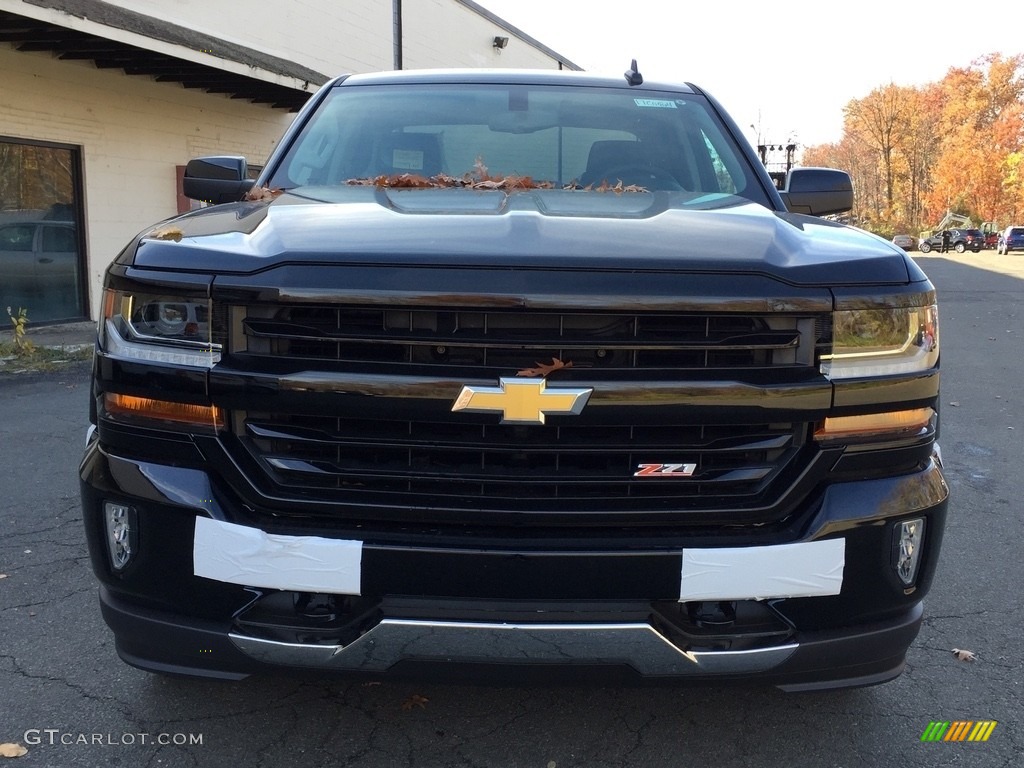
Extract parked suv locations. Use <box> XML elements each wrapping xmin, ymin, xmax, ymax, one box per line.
<box><xmin>919</xmin><ymin>228</ymin><xmax>984</xmax><ymax>253</ymax></box>
<box><xmin>80</xmin><ymin>67</ymin><xmax>947</xmax><ymax>690</ymax></box>
<box><xmin>997</xmin><ymin>226</ymin><xmax>1024</xmax><ymax>254</ymax></box>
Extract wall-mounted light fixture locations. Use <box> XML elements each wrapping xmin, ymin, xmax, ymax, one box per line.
<box><xmin>493</xmin><ymin>36</ymin><xmax>509</xmax><ymax>49</ymax></box>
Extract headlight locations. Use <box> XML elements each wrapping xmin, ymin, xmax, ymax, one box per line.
<box><xmin>821</xmin><ymin>304</ymin><xmax>938</xmax><ymax>379</ymax></box>
<box><xmin>100</xmin><ymin>289</ymin><xmax>221</xmax><ymax>368</ymax></box>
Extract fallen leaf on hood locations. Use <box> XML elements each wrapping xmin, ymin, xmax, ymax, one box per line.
<box><xmin>951</xmin><ymin>648</ymin><xmax>978</xmax><ymax>662</ymax></box>
<box><xmin>400</xmin><ymin>694</ymin><xmax>429</xmax><ymax>711</ymax></box>
<box><xmin>473</xmin><ymin>178</ymin><xmax>505</xmax><ymax>190</ymax></box>
<box><xmin>0</xmin><ymin>743</ymin><xmax>28</xmax><ymax>757</ymax></box>
<box><xmin>148</xmin><ymin>227</ymin><xmax>183</xmax><ymax>242</ymax></box>
<box><xmin>473</xmin><ymin>156</ymin><xmax>489</xmax><ymax>180</ymax></box>
<box><xmin>348</xmin><ymin>173</ymin><xmax>555</xmax><ymax>191</ymax></box>
<box><xmin>517</xmin><ymin>358</ymin><xmax>573</xmax><ymax>378</ymax></box>
<box><xmin>378</xmin><ymin>173</ymin><xmax>434</xmax><ymax>189</ymax></box>
<box><xmin>243</xmin><ymin>186</ymin><xmax>284</xmax><ymax>202</ymax></box>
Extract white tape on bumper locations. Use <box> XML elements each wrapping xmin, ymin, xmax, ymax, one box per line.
<box><xmin>193</xmin><ymin>517</ymin><xmax>362</xmax><ymax>594</ymax></box>
<box><xmin>680</xmin><ymin>539</ymin><xmax>845</xmax><ymax>601</ymax></box>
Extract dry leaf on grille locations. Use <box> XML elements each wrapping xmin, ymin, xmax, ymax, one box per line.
<box><xmin>517</xmin><ymin>358</ymin><xmax>573</xmax><ymax>378</ymax></box>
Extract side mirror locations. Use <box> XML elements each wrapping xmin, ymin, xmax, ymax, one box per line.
<box><xmin>779</xmin><ymin>167</ymin><xmax>853</xmax><ymax>217</ymax></box>
<box><xmin>182</xmin><ymin>156</ymin><xmax>256</xmax><ymax>204</ymax></box>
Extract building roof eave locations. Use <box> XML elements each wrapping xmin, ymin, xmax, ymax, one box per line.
<box><xmin>0</xmin><ymin>0</ymin><xmax>329</xmax><ymax>110</ymax></box>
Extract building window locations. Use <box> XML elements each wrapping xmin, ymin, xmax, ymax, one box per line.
<box><xmin>0</xmin><ymin>138</ymin><xmax>86</xmax><ymax>323</ymax></box>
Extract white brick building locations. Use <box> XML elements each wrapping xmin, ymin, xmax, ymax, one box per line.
<box><xmin>0</xmin><ymin>0</ymin><xmax>576</xmax><ymax>322</ymax></box>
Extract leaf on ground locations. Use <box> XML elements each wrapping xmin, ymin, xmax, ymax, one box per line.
<box><xmin>949</xmin><ymin>401</ymin><xmax>960</xmax><ymax>406</ymax></box>
<box><xmin>148</xmin><ymin>227</ymin><xmax>183</xmax><ymax>242</ymax></box>
<box><xmin>0</xmin><ymin>574</ymin><xmax>7</xmax><ymax>579</ymax></box>
<box><xmin>400</xmin><ymin>694</ymin><xmax>429</xmax><ymax>711</ymax></box>
<box><xmin>0</xmin><ymin>743</ymin><xmax>28</xmax><ymax>757</ymax></box>
<box><xmin>517</xmin><ymin>357</ymin><xmax>573</xmax><ymax>378</ymax></box>
<box><xmin>951</xmin><ymin>648</ymin><xmax>978</xmax><ymax>662</ymax></box>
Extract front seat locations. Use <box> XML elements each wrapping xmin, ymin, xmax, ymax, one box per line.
<box><xmin>579</xmin><ymin>140</ymin><xmax>683</xmax><ymax>190</ymax></box>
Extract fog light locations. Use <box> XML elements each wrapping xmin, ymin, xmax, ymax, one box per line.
<box><xmin>892</xmin><ymin>518</ymin><xmax>925</xmax><ymax>586</ymax></box>
<box><xmin>104</xmin><ymin>502</ymin><xmax>137</xmax><ymax>572</ymax></box>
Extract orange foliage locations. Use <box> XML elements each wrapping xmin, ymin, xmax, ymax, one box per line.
<box><xmin>803</xmin><ymin>54</ymin><xmax>1024</xmax><ymax>233</ymax></box>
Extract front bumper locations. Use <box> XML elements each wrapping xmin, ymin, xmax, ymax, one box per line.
<box><xmin>100</xmin><ymin>585</ymin><xmax>924</xmax><ymax>691</ymax></box>
<box><xmin>81</xmin><ymin>444</ymin><xmax>948</xmax><ymax>689</ymax></box>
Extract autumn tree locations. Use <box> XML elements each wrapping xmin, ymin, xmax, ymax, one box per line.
<box><xmin>843</xmin><ymin>83</ymin><xmax>915</xmax><ymax>216</ymax></box>
<box><xmin>921</xmin><ymin>54</ymin><xmax>1024</xmax><ymax>226</ymax></box>
<box><xmin>803</xmin><ymin>126</ymin><xmax>905</xmax><ymax>234</ymax></box>
<box><xmin>801</xmin><ymin>53</ymin><xmax>1024</xmax><ymax>236</ymax></box>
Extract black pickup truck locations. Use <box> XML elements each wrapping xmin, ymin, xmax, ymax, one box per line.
<box><xmin>80</xmin><ymin>67</ymin><xmax>947</xmax><ymax>690</ymax></box>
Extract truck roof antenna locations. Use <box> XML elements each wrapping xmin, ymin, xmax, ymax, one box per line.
<box><xmin>624</xmin><ymin>59</ymin><xmax>643</xmax><ymax>86</ymax></box>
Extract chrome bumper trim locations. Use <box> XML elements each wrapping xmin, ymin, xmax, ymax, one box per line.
<box><xmin>229</xmin><ymin>619</ymin><xmax>797</xmax><ymax>676</ymax></box>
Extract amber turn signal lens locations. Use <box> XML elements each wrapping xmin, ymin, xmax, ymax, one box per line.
<box><xmin>105</xmin><ymin>393</ymin><xmax>224</xmax><ymax>429</ymax></box>
<box><xmin>814</xmin><ymin>407</ymin><xmax>933</xmax><ymax>442</ymax></box>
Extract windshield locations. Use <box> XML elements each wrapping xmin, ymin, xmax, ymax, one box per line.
<box><xmin>267</xmin><ymin>83</ymin><xmax>769</xmax><ymax>206</ymax></box>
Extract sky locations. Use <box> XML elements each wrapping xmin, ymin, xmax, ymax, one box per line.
<box><xmin>477</xmin><ymin>0</ymin><xmax>1023</xmax><ymax>149</ymax></box>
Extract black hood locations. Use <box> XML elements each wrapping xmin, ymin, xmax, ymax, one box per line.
<box><xmin>128</xmin><ymin>187</ymin><xmax>912</xmax><ymax>286</ymax></box>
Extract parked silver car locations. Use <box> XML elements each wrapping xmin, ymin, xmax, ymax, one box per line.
<box><xmin>0</xmin><ymin>220</ymin><xmax>78</xmax><ymax>295</ymax></box>
<box><xmin>891</xmin><ymin>234</ymin><xmax>916</xmax><ymax>251</ymax></box>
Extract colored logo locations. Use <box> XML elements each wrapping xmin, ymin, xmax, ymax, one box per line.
<box><xmin>634</xmin><ymin>463</ymin><xmax>697</xmax><ymax>477</ymax></box>
<box><xmin>920</xmin><ymin>721</ymin><xmax>997</xmax><ymax>742</ymax></box>
<box><xmin>451</xmin><ymin>377</ymin><xmax>591</xmax><ymax>425</ymax></box>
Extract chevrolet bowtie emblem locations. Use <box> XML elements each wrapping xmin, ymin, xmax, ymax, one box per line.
<box><xmin>451</xmin><ymin>377</ymin><xmax>592</xmax><ymax>425</ymax></box>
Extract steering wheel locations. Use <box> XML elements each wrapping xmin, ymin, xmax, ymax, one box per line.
<box><xmin>592</xmin><ymin>164</ymin><xmax>682</xmax><ymax>191</ymax></box>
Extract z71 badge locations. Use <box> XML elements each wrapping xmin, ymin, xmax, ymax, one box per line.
<box><xmin>634</xmin><ymin>463</ymin><xmax>697</xmax><ymax>477</ymax></box>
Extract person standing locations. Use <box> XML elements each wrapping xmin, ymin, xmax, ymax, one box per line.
<box><xmin>941</xmin><ymin>230</ymin><xmax>951</xmax><ymax>253</ymax></box>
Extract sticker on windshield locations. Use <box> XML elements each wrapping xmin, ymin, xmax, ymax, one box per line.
<box><xmin>392</xmin><ymin>149</ymin><xmax>425</xmax><ymax>170</ymax></box>
<box><xmin>634</xmin><ymin>99</ymin><xmax>678</xmax><ymax>109</ymax></box>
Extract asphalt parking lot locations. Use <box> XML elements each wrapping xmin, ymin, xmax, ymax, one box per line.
<box><xmin>1</xmin><ymin>251</ymin><xmax>1021</xmax><ymax>767</ymax></box>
